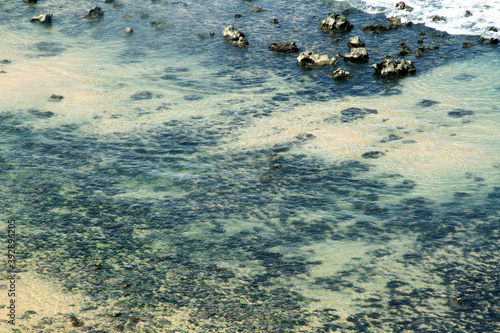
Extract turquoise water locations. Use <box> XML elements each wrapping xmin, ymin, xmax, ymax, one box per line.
<box><xmin>1</xmin><ymin>0</ymin><xmax>499</xmax><ymax>332</ymax></box>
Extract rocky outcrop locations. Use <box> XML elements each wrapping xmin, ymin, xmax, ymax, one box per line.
<box><xmin>362</xmin><ymin>23</ymin><xmax>389</xmax><ymax>34</ymax></box>
<box><xmin>222</xmin><ymin>26</ymin><xmax>249</xmax><ymax>47</ymax></box>
<box><xmin>269</xmin><ymin>42</ymin><xmax>299</xmax><ymax>52</ymax></box>
<box><xmin>297</xmin><ymin>51</ymin><xmax>337</xmax><ymax>67</ymax></box>
<box><xmin>85</xmin><ymin>6</ymin><xmax>104</xmax><ymax>20</ymax></box>
<box><xmin>31</xmin><ymin>13</ymin><xmax>52</xmax><ymax>24</ymax></box>
<box><xmin>330</xmin><ymin>68</ymin><xmax>353</xmax><ymax>80</ymax></box>
<box><xmin>395</xmin><ymin>2</ymin><xmax>413</xmax><ymax>12</ymax></box>
<box><xmin>344</xmin><ymin>47</ymin><xmax>369</xmax><ymax>62</ymax></box>
<box><xmin>319</xmin><ymin>13</ymin><xmax>353</xmax><ymax>32</ymax></box>
<box><xmin>348</xmin><ymin>36</ymin><xmax>365</xmax><ymax>48</ymax></box>
<box><xmin>373</xmin><ymin>57</ymin><xmax>416</xmax><ymax>78</ymax></box>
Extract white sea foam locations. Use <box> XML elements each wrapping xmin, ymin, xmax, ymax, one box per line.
<box><xmin>339</xmin><ymin>0</ymin><xmax>500</xmax><ymax>37</ymax></box>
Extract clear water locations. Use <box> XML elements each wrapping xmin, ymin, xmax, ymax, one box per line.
<box><xmin>0</xmin><ymin>0</ymin><xmax>499</xmax><ymax>332</ymax></box>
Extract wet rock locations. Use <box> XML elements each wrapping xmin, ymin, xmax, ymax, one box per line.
<box><xmin>387</xmin><ymin>16</ymin><xmax>413</xmax><ymax>29</ymax></box>
<box><xmin>270</xmin><ymin>18</ymin><xmax>279</xmax><ymax>24</ymax></box>
<box><xmin>418</xmin><ymin>31</ymin><xmax>426</xmax><ymax>36</ymax></box>
<box><xmin>124</xmin><ymin>27</ymin><xmax>133</xmax><ymax>35</ymax></box>
<box><xmin>465</xmin><ymin>10</ymin><xmax>473</xmax><ymax>17</ymax></box>
<box><xmin>139</xmin><ymin>12</ymin><xmax>150</xmax><ymax>19</ymax></box>
<box><xmin>344</xmin><ymin>47</ymin><xmax>369</xmax><ymax>62</ymax></box>
<box><xmin>150</xmin><ymin>20</ymin><xmax>171</xmax><ymax>30</ymax></box>
<box><xmin>50</xmin><ymin>94</ymin><xmax>64</xmax><ymax>100</ymax></box>
<box><xmin>430</xmin><ymin>15</ymin><xmax>446</xmax><ymax>22</ymax></box>
<box><xmin>234</xmin><ymin>14</ymin><xmax>243</xmax><ymax>18</ymax></box>
<box><xmin>362</xmin><ymin>151</ymin><xmax>385</xmax><ymax>159</ymax></box>
<box><xmin>488</xmin><ymin>26</ymin><xmax>498</xmax><ymax>32</ymax></box>
<box><xmin>30</xmin><ymin>13</ymin><xmax>53</xmax><ymax>24</ymax></box>
<box><xmin>23</xmin><ymin>0</ymin><xmax>37</xmax><ymax>3</ymax></box>
<box><xmin>197</xmin><ymin>33</ymin><xmax>205</xmax><ymax>39</ymax></box>
<box><xmin>342</xmin><ymin>9</ymin><xmax>350</xmax><ymax>16</ymax></box>
<box><xmin>85</xmin><ymin>6</ymin><xmax>104</xmax><ymax>21</ymax></box>
<box><xmin>395</xmin><ymin>1</ymin><xmax>413</xmax><ymax>12</ymax></box>
<box><xmin>348</xmin><ymin>36</ymin><xmax>365</xmax><ymax>48</ymax></box>
<box><xmin>251</xmin><ymin>7</ymin><xmax>267</xmax><ymax>12</ymax></box>
<box><xmin>362</xmin><ymin>23</ymin><xmax>389</xmax><ymax>34</ymax></box>
<box><xmin>485</xmin><ymin>38</ymin><xmax>499</xmax><ymax>45</ymax></box>
<box><xmin>373</xmin><ymin>57</ymin><xmax>416</xmax><ymax>78</ymax></box>
<box><xmin>462</xmin><ymin>42</ymin><xmax>474</xmax><ymax>48</ymax></box>
<box><xmin>448</xmin><ymin>109</ymin><xmax>475</xmax><ymax>118</ymax></box>
<box><xmin>319</xmin><ymin>12</ymin><xmax>353</xmax><ymax>32</ymax></box>
<box><xmin>131</xmin><ymin>91</ymin><xmax>153</xmax><ymax>100</ymax></box>
<box><xmin>222</xmin><ymin>25</ymin><xmax>245</xmax><ymax>41</ymax></box>
<box><xmin>233</xmin><ymin>36</ymin><xmax>249</xmax><ymax>47</ymax></box>
<box><xmin>297</xmin><ymin>51</ymin><xmax>337</xmax><ymax>67</ymax></box>
<box><xmin>269</xmin><ymin>42</ymin><xmax>299</xmax><ymax>52</ymax></box>
<box><xmin>417</xmin><ymin>39</ymin><xmax>423</xmax><ymax>44</ymax></box>
<box><xmin>330</xmin><ymin>68</ymin><xmax>353</xmax><ymax>80</ymax></box>
<box><xmin>415</xmin><ymin>45</ymin><xmax>439</xmax><ymax>56</ymax></box>
<box><xmin>397</xmin><ymin>42</ymin><xmax>411</xmax><ymax>56</ymax></box>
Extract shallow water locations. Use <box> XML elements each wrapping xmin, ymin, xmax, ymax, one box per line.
<box><xmin>1</xmin><ymin>0</ymin><xmax>500</xmax><ymax>332</ymax></box>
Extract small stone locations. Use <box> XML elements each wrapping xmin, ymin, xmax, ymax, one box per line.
<box><xmin>30</xmin><ymin>13</ymin><xmax>53</xmax><ymax>24</ymax></box>
<box><xmin>362</xmin><ymin>23</ymin><xmax>389</xmax><ymax>34</ymax></box>
<box><xmin>417</xmin><ymin>39</ymin><xmax>423</xmax><ymax>44</ymax></box>
<box><xmin>95</xmin><ymin>263</ymin><xmax>102</xmax><ymax>270</ymax></box>
<box><xmin>462</xmin><ymin>42</ymin><xmax>474</xmax><ymax>48</ymax></box>
<box><xmin>342</xmin><ymin>9</ymin><xmax>350</xmax><ymax>15</ymax></box>
<box><xmin>131</xmin><ymin>91</ymin><xmax>153</xmax><ymax>100</ymax></box>
<box><xmin>151</xmin><ymin>20</ymin><xmax>171</xmax><ymax>30</ymax></box>
<box><xmin>251</xmin><ymin>7</ymin><xmax>266</xmax><ymax>12</ymax></box>
<box><xmin>488</xmin><ymin>26</ymin><xmax>498</xmax><ymax>32</ymax></box>
<box><xmin>269</xmin><ymin>42</ymin><xmax>299</xmax><ymax>52</ymax></box>
<box><xmin>465</xmin><ymin>10</ymin><xmax>473</xmax><ymax>17</ymax></box>
<box><xmin>24</xmin><ymin>0</ymin><xmax>37</xmax><ymax>3</ymax></box>
<box><xmin>1</xmin><ymin>59</ymin><xmax>11</xmax><ymax>64</ymax></box>
<box><xmin>296</xmin><ymin>133</ymin><xmax>316</xmax><ymax>140</ymax></box>
<box><xmin>139</xmin><ymin>12</ymin><xmax>150</xmax><ymax>19</ymax></box>
<box><xmin>270</xmin><ymin>18</ymin><xmax>279</xmax><ymax>24</ymax></box>
<box><xmin>418</xmin><ymin>31</ymin><xmax>426</xmax><ymax>36</ymax></box>
<box><xmin>234</xmin><ymin>14</ymin><xmax>243</xmax><ymax>18</ymax></box>
<box><xmin>232</xmin><ymin>36</ymin><xmax>249</xmax><ymax>47</ymax></box>
<box><xmin>123</xmin><ymin>14</ymin><xmax>132</xmax><ymax>18</ymax></box>
<box><xmin>297</xmin><ymin>51</ymin><xmax>337</xmax><ymax>67</ymax></box>
<box><xmin>485</xmin><ymin>38</ymin><xmax>499</xmax><ymax>45</ymax></box>
<box><xmin>50</xmin><ymin>94</ymin><xmax>63</xmax><ymax>100</ymax></box>
<box><xmin>330</xmin><ymin>68</ymin><xmax>353</xmax><ymax>80</ymax></box>
<box><xmin>124</xmin><ymin>27</ymin><xmax>133</xmax><ymax>34</ymax></box>
<box><xmin>197</xmin><ymin>33</ymin><xmax>205</xmax><ymax>39</ymax></box>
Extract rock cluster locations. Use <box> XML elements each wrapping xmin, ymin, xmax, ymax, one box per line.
<box><xmin>85</xmin><ymin>6</ymin><xmax>104</xmax><ymax>21</ymax></box>
<box><xmin>345</xmin><ymin>36</ymin><xmax>368</xmax><ymax>62</ymax></box>
<box><xmin>373</xmin><ymin>57</ymin><xmax>416</xmax><ymax>78</ymax></box>
<box><xmin>222</xmin><ymin>26</ymin><xmax>249</xmax><ymax>47</ymax></box>
<box><xmin>319</xmin><ymin>13</ymin><xmax>353</xmax><ymax>32</ymax></box>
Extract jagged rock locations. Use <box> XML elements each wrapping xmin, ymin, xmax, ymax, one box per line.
<box><xmin>269</xmin><ymin>42</ymin><xmax>299</xmax><ymax>52</ymax></box>
<box><xmin>330</xmin><ymin>68</ymin><xmax>353</xmax><ymax>80</ymax></box>
<box><xmin>395</xmin><ymin>1</ymin><xmax>413</xmax><ymax>12</ymax></box>
<box><xmin>319</xmin><ymin>12</ymin><xmax>353</xmax><ymax>32</ymax></box>
<box><xmin>30</xmin><ymin>13</ymin><xmax>52</xmax><ymax>24</ymax></box>
<box><xmin>124</xmin><ymin>27</ymin><xmax>133</xmax><ymax>34</ymax></box>
<box><xmin>430</xmin><ymin>15</ymin><xmax>446</xmax><ymax>22</ymax></box>
<box><xmin>222</xmin><ymin>25</ymin><xmax>245</xmax><ymax>40</ymax></box>
<box><xmin>348</xmin><ymin>36</ymin><xmax>365</xmax><ymax>48</ymax></box>
<box><xmin>362</xmin><ymin>23</ymin><xmax>389</xmax><ymax>33</ymax></box>
<box><xmin>85</xmin><ymin>6</ymin><xmax>104</xmax><ymax>21</ymax></box>
<box><xmin>373</xmin><ymin>57</ymin><xmax>416</xmax><ymax>78</ymax></box>
<box><xmin>488</xmin><ymin>26</ymin><xmax>498</xmax><ymax>32</ymax></box>
<box><xmin>465</xmin><ymin>10</ymin><xmax>473</xmax><ymax>17</ymax></box>
<box><xmin>297</xmin><ymin>51</ymin><xmax>337</xmax><ymax>67</ymax></box>
<box><xmin>197</xmin><ymin>33</ymin><xmax>205</xmax><ymax>39</ymax></box>
<box><xmin>234</xmin><ymin>14</ymin><xmax>243</xmax><ymax>18</ymax></box>
<box><xmin>233</xmin><ymin>36</ymin><xmax>249</xmax><ymax>47</ymax></box>
<box><xmin>344</xmin><ymin>47</ymin><xmax>369</xmax><ymax>62</ymax></box>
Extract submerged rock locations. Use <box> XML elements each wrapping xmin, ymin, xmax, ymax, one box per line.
<box><xmin>131</xmin><ymin>91</ymin><xmax>153</xmax><ymax>100</ymax></box>
<box><xmin>362</xmin><ymin>151</ymin><xmax>385</xmax><ymax>159</ymax></box>
<box><xmin>319</xmin><ymin>12</ymin><xmax>353</xmax><ymax>32</ymax></box>
<box><xmin>23</xmin><ymin>0</ymin><xmax>37</xmax><ymax>3</ymax></box>
<box><xmin>269</xmin><ymin>42</ymin><xmax>299</xmax><ymax>52</ymax></box>
<box><xmin>31</xmin><ymin>13</ymin><xmax>53</xmax><ymax>24</ymax></box>
<box><xmin>344</xmin><ymin>47</ymin><xmax>369</xmax><ymax>62</ymax></box>
<box><xmin>362</xmin><ymin>23</ymin><xmax>389</xmax><ymax>34</ymax></box>
<box><xmin>348</xmin><ymin>36</ymin><xmax>365</xmax><ymax>48</ymax></box>
<box><xmin>373</xmin><ymin>57</ymin><xmax>416</xmax><ymax>78</ymax></box>
<box><xmin>330</xmin><ymin>68</ymin><xmax>353</xmax><ymax>80</ymax></box>
<box><xmin>297</xmin><ymin>51</ymin><xmax>337</xmax><ymax>67</ymax></box>
<box><xmin>397</xmin><ymin>42</ymin><xmax>411</xmax><ymax>56</ymax></box>
<box><xmin>85</xmin><ymin>6</ymin><xmax>104</xmax><ymax>21</ymax></box>
<box><xmin>448</xmin><ymin>109</ymin><xmax>475</xmax><ymax>118</ymax></box>
<box><xmin>150</xmin><ymin>20</ymin><xmax>171</xmax><ymax>30</ymax></box>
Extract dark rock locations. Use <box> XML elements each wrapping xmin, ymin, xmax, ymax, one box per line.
<box><xmin>448</xmin><ymin>109</ymin><xmax>475</xmax><ymax>118</ymax></box>
<box><xmin>251</xmin><ymin>7</ymin><xmax>267</xmax><ymax>12</ymax></box>
<box><xmin>131</xmin><ymin>91</ymin><xmax>153</xmax><ymax>100</ymax></box>
<box><xmin>344</xmin><ymin>47</ymin><xmax>369</xmax><ymax>62</ymax></box>
<box><xmin>417</xmin><ymin>39</ymin><xmax>423</xmax><ymax>44</ymax></box>
<box><xmin>395</xmin><ymin>1</ymin><xmax>413</xmax><ymax>12</ymax></box>
<box><xmin>104</xmin><ymin>0</ymin><xmax>115</xmax><ymax>2</ymax></box>
<box><xmin>222</xmin><ymin>25</ymin><xmax>245</xmax><ymax>40</ymax></box>
<box><xmin>50</xmin><ymin>94</ymin><xmax>63</xmax><ymax>100</ymax></box>
<box><xmin>330</xmin><ymin>68</ymin><xmax>353</xmax><ymax>80</ymax></box>
<box><xmin>348</xmin><ymin>36</ymin><xmax>365</xmax><ymax>48</ymax></box>
<box><xmin>85</xmin><ymin>6</ymin><xmax>104</xmax><ymax>21</ymax></box>
<box><xmin>419</xmin><ymin>32</ymin><xmax>426</xmax><ymax>36</ymax></box>
<box><xmin>416</xmin><ymin>45</ymin><xmax>439</xmax><ymax>56</ymax></box>
<box><xmin>362</xmin><ymin>23</ymin><xmax>389</xmax><ymax>34</ymax></box>
<box><xmin>1</xmin><ymin>59</ymin><xmax>11</xmax><ymax>64</ymax></box>
<box><xmin>150</xmin><ymin>20</ymin><xmax>171</xmax><ymax>30</ymax></box>
<box><xmin>234</xmin><ymin>14</ymin><xmax>243</xmax><ymax>18</ymax></box>
<box><xmin>488</xmin><ymin>26</ymin><xmax>498</xmax><ymax>32</ymax></box>
<box><xmin>209</xmin><ymin>31</ymin><xmax>215</xmax><ymax>37</ymax></box>
<box><xmin>319</xmin><ymin>12</ymin><xmax>353</xmax><ymax>32</ymax></box>
<box><xmin>342</xmin><ymin>9</ymin><xmax>350</xmax><ymax>15</ymax></box>
<box><xmin>485</xmin><ymin>38</ymin><xmax>499</xmax><ymax>45</ymax></box>
<box><xmin>30</xmin><ymin>13</ymin><xmax>53</xmax><ymax>24</ymax></box>
<box><xmin>465</xmin><ymin>10</ymin><xmax>473</xmax><ymax>17</ymax></box>
<box><xmin>270</xmin><ymin>18</ymin><xmax>279</xmax><ymax>24</ymax></box>
<box><xmin>417</xmin><ymin>99</ymin><xmax>439</xmax><ymax>107</ymax></box>
<box><xmin>297</xmin><ymin>51</ymin><xmax>337</xmax><ymax>67</ymax></box>
<box><xmin>373</xmin><ymin>57</ymin><xmax>416</xmax><ymax>78</ymax></box>
<box><xmin>296</xmin><ymin>133</ymin><xmax>316</xmax><ymax>140</ymax></box>
<box><xmin>397</xmin><ymin>43</ymin><xmax>411</xmax><ymax>56</ymax></box>
<box><xmin>362</xmin><ymin>151</ymin><xmax>385</xmax><ymax>159</ymax></box>
<box><xmin>233</xmin><ymin>36</ymin><xmax>249</xmax><ymax>47</ymax></box>
<box><xmin>124</xmin><ymin>27</ymin><xmax>133</xmax><ymax>35</ymax></box>
<box><xmin>23</xmin><ymin>0</ymin><xmax>37</xmax><ymax>3</ymax></box>
<box><xmin>430</xmin><ymin>15</ymin><xmax>446</xmax><ymax>22</ymax></box>
<box><xmin>462</xmin><ymin>42</ymin><xmax>474</xmax><ymax>48</ymax></box>
<box><xmin>269</xmin><ymin>42</ymin><xmax>299</xmax><ymax>53</ymax></box>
